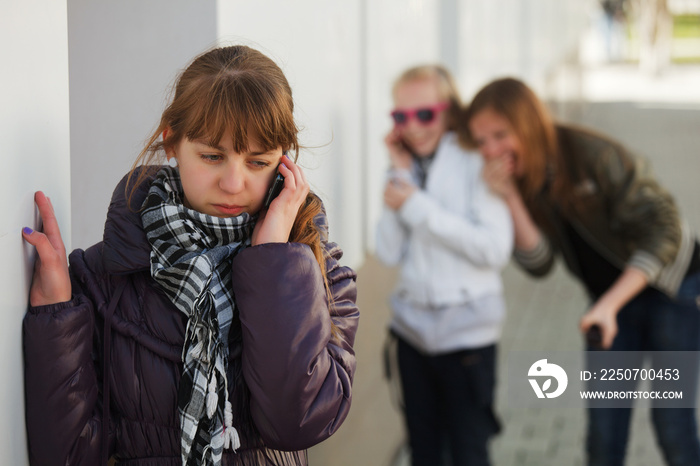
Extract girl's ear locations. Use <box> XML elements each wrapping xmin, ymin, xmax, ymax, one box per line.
<box><xmin>162</xmin><ymin>127</ymin><xmax>175</xmax><ymax>158</ymax></box>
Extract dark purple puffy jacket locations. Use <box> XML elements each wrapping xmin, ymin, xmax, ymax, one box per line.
<box><xmin>23</xmin><ymin>171</ymin><xmax>359</xmax><ymax>465</ymax></box>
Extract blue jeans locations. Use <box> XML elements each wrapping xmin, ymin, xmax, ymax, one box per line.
<box><xmin>397</xmin><ymin>338</ymin><xmax>501</xmax><ymax>466</ymax></box>
<box><xmin>586</xmin><ymin>272</ymin><xmax>700</xmax><ymax>466</ymax></box>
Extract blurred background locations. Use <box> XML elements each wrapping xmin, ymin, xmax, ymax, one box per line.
<box><xmin>2</xmin><ymin>0</ymin><xmax>699</xmax><ymax>464</ymax></box>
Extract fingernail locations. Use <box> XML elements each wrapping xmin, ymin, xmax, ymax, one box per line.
<box><xmin>23</xmin><ymin>227</ymin><xmax>33</xmax><ymax>235</ymax></box>
<box><xmin>284</xmin><ymin>153</ymin><xmax>291</xmax><ymax>160</ymax></box>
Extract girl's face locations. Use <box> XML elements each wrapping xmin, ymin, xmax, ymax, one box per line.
<box><xmin>392</xmin><ymin>78</ymin><xmax>448</xmax><ymax>157</ymax></box>
<box><xmin>469</xmin><ymin>107</ymin><xmax>525</xmax><ymax>177</ymax></box>
<box><xmin>166</xmin><ymin>133</ymin><xmax>283</xmax><ymax>217</ymax></box>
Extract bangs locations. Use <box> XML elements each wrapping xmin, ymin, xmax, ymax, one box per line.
<box><xmin>175</xmin><ymin>73</ymin><xmax>298</xmax><ymax>153</ymax></box>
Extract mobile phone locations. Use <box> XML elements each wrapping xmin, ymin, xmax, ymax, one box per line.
<box><xmin>263</xmin><ymin>167</ymin><xmax>285</xmax><ymax>207</ymax></box>
<box><xmin>586</xmin><ymin>324</ymin><xmax>603</xmax><ymax>350</ymax></box>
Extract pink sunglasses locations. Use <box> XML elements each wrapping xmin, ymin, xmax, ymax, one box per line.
<box><xmin>391</xmin><ymin>102</ymin><xmax>449</xmax><ymax>126</ymax></box>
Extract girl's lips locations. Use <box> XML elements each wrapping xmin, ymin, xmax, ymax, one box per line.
<box><xmin>212</xmin><ymin>204</ymin><xmax>245</xmax><ymax>216</ymax></box>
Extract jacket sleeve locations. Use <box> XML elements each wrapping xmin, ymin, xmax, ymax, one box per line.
<box><xmin>594</xmin><ymin>144</ymin><xmax>682</xmax><ymax>281</ymax></box>
<box><xmin>375</xmin><ymin>205</ymin><xmax>409</xmax><ymax>266</ymax></box>
<box><xmin>231</xmin><ymin>239</ymin><xmax>358</xmax><ymax>451</ymax></box>
<box><xmin>23</xmin><ymin>255</ymin><xmax>104</xmax><ymax>465</ymax></box>
<box><xmin>513</xmin><ymin>236</ymin><xmax>556</xmax><ymax>277</ymax></box>
<box><xmin>395</xmin><ymin>173</ymin><xmax>513</xmax><ymax>268</ymax></box>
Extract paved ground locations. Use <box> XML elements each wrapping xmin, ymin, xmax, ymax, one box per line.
<box><xmin>309</xmin><ymin>66</ymin><xmax>700</xmax><ymax>466</ymax></box>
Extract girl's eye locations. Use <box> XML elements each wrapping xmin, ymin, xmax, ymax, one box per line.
<box><xmin>201</xmin><ymin>154</ymin><xmax>222</xmax><ymax>162</ymax></box>
<box><xmin>249</xmin><ymin>160</ymin><xmax>270</xmax><ymax>168</ymax></box>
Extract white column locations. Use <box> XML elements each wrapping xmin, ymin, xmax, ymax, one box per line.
<box><xmin>0</xmin><ymin>1</ymin><xmax>70</xmax><ymax>464</ymax></box>
<box><xmin>68</xmin><ymin>0</ymin><xmax>218</xmax><ymax>249</ymax></box>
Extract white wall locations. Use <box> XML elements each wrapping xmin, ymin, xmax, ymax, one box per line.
<box><xmin>458</xmin><ymin>0</ymin><xmax>590</xmax><ymax>99</ymax></box>
<box><xmin>68</xmin><ymin>0</ymin><xmax>218</xmax><ymax>249</ymax></box>
<box><xmin>0</xmin><ymin>1</ymin><xmax>71</xmax><ymax>464</ymax></box>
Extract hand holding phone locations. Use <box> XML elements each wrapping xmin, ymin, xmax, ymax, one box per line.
<box><xmin>384</xmin><ymin>129</ymin><xmax>412</xmax><ymax>170</ymax></box>
<box><xmin>251</xmin><ymin>156</ymin><xmax>310</xmax><ymax>246</ymax></box>
<box><xmin>263</xmin><ymin>167</ymin><xmax>285</xmax><ymax>207</ymax></box>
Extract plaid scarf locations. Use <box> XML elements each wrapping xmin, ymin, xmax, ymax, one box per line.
<box><xmin>141</xmin><ymin>166</ymin><xmax>255</xmax><ymax>465</ymax></box>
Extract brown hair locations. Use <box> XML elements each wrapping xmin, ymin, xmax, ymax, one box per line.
<box><xmin>127</xmin><ymin>45</ymin><xmax>336</xmax><ymax>317</ymax></box>
<box><xmin>392</xmin><ymin>65</ymin><xmax>462</xmax><ymax>131</ymax></box>
<box><xmin>463</xmin><ymin>77</ymin><xmax>572</xmax><ymax>207</ymax></box>
<box><xmin>129</xmin><ymin>45</ymin><xmax>298</xmax><ymax>183</ymax></box>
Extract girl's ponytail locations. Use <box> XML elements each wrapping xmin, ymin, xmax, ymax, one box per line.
<box><xmin>290</xmin><ymin>192</ymin><xmax>337</xmax><ymax>332</ymax></box>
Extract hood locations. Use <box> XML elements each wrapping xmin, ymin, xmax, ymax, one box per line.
<box><xmin>102</xmin><ymin>166</ymin><xmax>159</xmax><ymax>274</ymax></box>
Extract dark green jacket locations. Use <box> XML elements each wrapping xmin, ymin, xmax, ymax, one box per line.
<box><xmin>514</xmin><ymin>125</ymin><xmax>693</xmax><ymax>298</ymax></box>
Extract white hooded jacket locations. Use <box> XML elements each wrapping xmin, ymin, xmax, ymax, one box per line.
<box><xmin>376</xmin><ymin>132</ymin><xmax>513</xmax><ymax>352</ymax></box>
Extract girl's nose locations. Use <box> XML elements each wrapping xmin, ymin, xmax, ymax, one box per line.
<box><xmin>404</xmin><ymin>116</ymin><xmax>424</xmax><ymax>133</ymax></box>
<box><xmin>219</xmin><ymin>164</ymin><xmax>245</xmax><ymax>194</ymax></box>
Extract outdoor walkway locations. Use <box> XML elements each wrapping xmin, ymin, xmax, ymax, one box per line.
<box><xmin>309</xmin><ymin>65</ymin><xmax>700</xmax><ymax>466</ymax></box>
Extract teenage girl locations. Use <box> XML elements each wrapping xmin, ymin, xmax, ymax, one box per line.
<box><xmin>22</xmin><ymin>45</ymin><xmax>359</xmax><ymax>466</ymax></box>
<box><xmin>465</xmin><ymin>77</ymin><xmax>700</xmax><ymax>466</ymax></box>
<box><xmin>376</xmin><ymin>65</ymin><xmax>512</xmax><ymax>466</ymax></box>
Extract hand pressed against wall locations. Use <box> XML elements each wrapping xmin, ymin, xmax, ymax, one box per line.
<box><xmin>22</xmin><ymin>191</ymin><xmax>71</xmax><ymax>306</ymax></box>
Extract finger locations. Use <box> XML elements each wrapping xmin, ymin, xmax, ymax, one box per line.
<box><xmin>395</xmin><ymin>181</ymin><xmax>410</xmax><ymax>194</ymax></box>
<box><xmin>296</xmin><ymin>162</ymin><xmax>308</xmax><ymax>187</ymax></box>
<box><xmin>387</xmin><ymin>126</ymin><xmax>402</xmax><ymax>140</ymax></box>
<box><xmin>495</xmin><ymin>158</ymin><xmax>511</xmax><ymax>172</ymax></box>
<box><xmin>34</xmin><ymin>191</ymin><xmax>65</xmax><ymax>252</ymax></box>
<box><xmin>494</xmin><ymin>165</ymin><xmax>511</xmax><ymax>179</ymax></box>
<box><xmin>289</xmin><ymin>158</ymin><xmax>309</xmax><ymax>192</ymax></box>
<box><xmin>281</xmin><ymin>153</ymin><xmax>301</xmax><ymax>175</ymax></box>
<box><xmin>484</xmin><ymin>163</ymin><xmax>503</xmax><ymax>180</ymax></box>
<box><xmin>387</xmin><ymin>184</ymin><xmax>403</xmax><ymax>198</ymax></box>
<box><xmin>384</xmin><ymin>185</ymin><xmax>393</xmax><ymax>198</ymax></box>
<box><xmin>579</xmin><ymin>315</ymin><xmax>592</xmax><ymax>333</ymax></box>
<box><xmin>281</xmin><ymin>151</ymin><xmax>296</xmax><ymax>166</ymax></box>
<box><xmin>503</xmin><ymin>158</ymin><xmax>515</xmax><ymax>172</ymax></box>
<box><xmin>393</xmin><ymin>177</ymin><xmax>409</xmax><ymax>188</ymax></box>
<box><xmin>286</xmin><ymin>157</ymin><xmax>308</xmax><ymax>193</ymax></box>
<box><xmin>602</xmin><ymin>326</ymin><xmax>616</xmax><ymax>350</ymax></box>
<box><xmin>278</xmin><ymin>161</ymin><xmax>297</xmax><ymax>189</ymax></box>
<box><xmin>496</xmin><ymin>160</ymin><xmax>514</xmax><ymax>176</ymax></box>
<box><xmin>386</xmin><ymin>130</ymin><xmax>407</xmax><ymax>152</ymax></box>
<box><xmin>482</xmin><ymin>164</ymin><xmax>498</xmax><ymax>179</ymax></box>
<box><xmin>384</xmin><ymin>132</ymin><xmax>396</xmax><ymax>146</ymax></box>
<box><xmin>22</xmin><ymin>228</ymin><xmax>62</xmax><ymax>266</ymax></box>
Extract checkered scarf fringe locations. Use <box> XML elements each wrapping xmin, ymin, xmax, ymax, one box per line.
<box><xmin>141</xmin><ymin>166</ymin><xmax>255</xmax><ymax>465</ymax></box>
